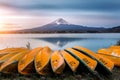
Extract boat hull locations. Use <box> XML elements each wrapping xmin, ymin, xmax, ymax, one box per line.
<box><xmin>73</xmin><ymin>46</ymin><xmax>114</xmax><ymax>76</ymax></box>
<box><xmin>51</xmin><ymin>51</ymin><xmax>65</xmax><ymax>74</ymax></box>
<box><xmin>65</xmin><ymin>48</ymin><xmax>97</xmax><ymax>75</ymax></box>
<box><xmin>97</xmin><ymin>53</ymin><xmax>120</xmax><ymax>67</ymax></box>
<box><xmin>61</xmin><ymin>50</ymin><xmax>79</xmax><ymax>72</ymax></box>
<box><xmin>0</xmin><ymin>50</ymin><xmax>30</xmax><ymax>73</ymax></box>
<box><xmin>18</xmin><ymin>47</ymin><xmax>42</xmax><ymax>74</ymax></box>
<box><xmin>35</xmin><ymin>46</ymin><xmax>52</xmax><ymax>75</ymax></box>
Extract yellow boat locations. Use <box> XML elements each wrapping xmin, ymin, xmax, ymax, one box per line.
<box><xmin>51</xmin><ymin>51</ymin><xmax>65</xmax><ymax>74</ymax></box>
<box><xmin>65</xmin><ymin>48</ymin><xmax>97</xmax><ymax>74</ymax></box>
<box><xmin>0</xmin><ymin>47</ymin><xmax>29</xmax><ymax>54</ymax></box>
<box><xmin>0</xmin><ymin>50</ymin><xmax>30</xmax><ymax>73</ymax></box>
<box><xmin>0</xmin><ymin>49</ymin><xmax>29</xmax><ymax>67</ymax></box>
<box><xmin>34</xmin><ymin>46</ymin><xmax>52</xmax><ymax>75</ymax></box>
<box><xmin>0</xmin><ymin>48</ymin><xmax>28</xmax><ymax>58</ymax></box>
<box><xmin>0</xmin><ymin>48</ymin><xmax>15</xmax><ymax>57</ymax></box>
<box><xmin>97</xmin><ymin>53</ymin><xmax>120</xmax><ymax>67</ymax></box>
<box><xmin>61</xmin><ymin>50</ymin><xmax>79</xmax><ymax>72</ymax></box>
<box><xmin>110</xmin><ymin>45</ymin><xmax>120</xmax><ymax>49</ymax></box>
<box><xmin>108</xmin><ymin>45</ymin><xmax>120</xmax><ymax>56</ymax></box>
<box><xmin>18</xmin><ymin>47</ymin><xmax>42</xmax><ymax>75</ymax></box>
<box><xmin>98</xmin><ymin>48</ymin><xmax>120</xmax><ymax>57</ymax></box>
<box><xmin>0</xmin><ymin>48</ymin><xmax>27</xmax><ymax>53</ymax></box>
<box><xmin>98</xmin><ymin>48</ymin><xmax>112</xmax><ymax>55</ymax></box>
<box><xmin>73</xmin><ymin>46</ymin><xmax>114</xmax><ymax>75</ymax></box>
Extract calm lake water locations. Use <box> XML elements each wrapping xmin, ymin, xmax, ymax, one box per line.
<box><xmin>0</xmin><ymin>33</ymin><xmax>120</xmax><ymax>52</ymax></box>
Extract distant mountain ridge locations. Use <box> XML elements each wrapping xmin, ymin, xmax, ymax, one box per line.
<box><xmin>1</xmin><ymin>18</ymin><xmax>120</xmax><ymax>33</ymax></box>
<box><xmin>106</xmin><ymin>26</ymin><xmax>120</xmax><ymax>33</ymax></box>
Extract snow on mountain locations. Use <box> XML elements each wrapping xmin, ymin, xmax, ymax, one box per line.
<box><xmin>51</xmin><ymin>18</ymin><xmax>69</xmax><ymax>25</ymax></box>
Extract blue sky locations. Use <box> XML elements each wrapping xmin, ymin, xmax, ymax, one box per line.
<box><xmin>0</xmin><ymin>0</ymin><xmax>120</xmax><ymax>30</ymax></box>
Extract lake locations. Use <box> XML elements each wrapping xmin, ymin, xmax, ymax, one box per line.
<box><xmin>0</xmin><ymin>33</ymin><xmax>120</xmax><ymax>52</ymax></box>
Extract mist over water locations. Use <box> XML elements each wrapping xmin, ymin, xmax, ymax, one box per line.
<box><xmin>0</xmin><ymin>33</ymin><xmax>120</xmax><ymax>52</ymax></box>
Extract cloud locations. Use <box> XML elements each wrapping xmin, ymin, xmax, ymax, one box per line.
<box><xmin>3</xmin><ymin>23</ymin><xmax>21</xmax><ymax>29</ymax></box>
<box><xmin>0</xmin><ymin>0</ymin><xmax>120</xmax><ymax>12</ymax></box>
<box><xmin>0</xmin><ymin>0</ymin><xmax>120</xmax><ymax>27</ymax></box>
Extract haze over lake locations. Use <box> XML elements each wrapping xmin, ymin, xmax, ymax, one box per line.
<box><xmin>0</xmin><ymin>33</ymin><xmax>120</xmax><ymax>52</ymax></box>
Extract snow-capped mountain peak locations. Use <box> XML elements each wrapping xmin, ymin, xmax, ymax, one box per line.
<box><xmin>52</xmin><ymin>18</ymin><xmax>69</xmax><ymax>25</ymax></box>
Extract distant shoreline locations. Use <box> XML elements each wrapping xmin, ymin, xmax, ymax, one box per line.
<box><xmin>0</xmin><ymin>32</ymin><xmax>120</xmax><ymax>34</ymax></box>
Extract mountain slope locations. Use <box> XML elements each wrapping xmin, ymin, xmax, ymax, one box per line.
<box><xmin>12</xmin><ymin>18</ymin><xmax>106</xmax><ymax>33</ymax></box>
<box><xmin>105</xmin><ymin>26</ymin><xmax>120</xmax><ymax>33</ymax></box>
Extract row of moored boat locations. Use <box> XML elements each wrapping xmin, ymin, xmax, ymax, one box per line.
<box><xmin>0</xmin><ymin>45</ymin><xmax>120</xmax><ymax>78</ymax></box>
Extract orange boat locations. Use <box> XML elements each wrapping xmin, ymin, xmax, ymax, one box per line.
<box><xmin>73</xmin><ymin>46</ymin><xmax>114</xmax><ymax>75</ymax></box>
<box><xmin>98</xmin><ymin>48</ymin><xmax>112</xmax><ymax>55</ymax></box>
<box><xmin>0</xmin><ymin>49</ymin><xmax>29</xmax><ymax>67</ymax></box>
<box><xmin>18</xmin><ymin>47</ymin><xmax>42</xmax><ymax>75</ymax></box>
<box><xmin>99</xmin><ymin>45</ymin><xmax>120</xmax><ymax>56</ymax></box>
<box><xmin>98</xmin><ymin>48</ymin><xmax>120</xmax><ymax>58</ymax></box>
<box><xmin>34</xmin><ymin>46</ymin><xmax>52</xmax><ymax>75</ymax></box>
<box><xmin>65</xmin><ymin>48</ymin><xmax>97</xmax><ymax>74</ymax></box>
<box><xmin>61</xmin><ymin>50</ymin><xmax>79</xmax><ymax>72</ymax></box>
<box><xmin>0</xmin><ymin>50</ymin><xmax>30</xmax><ymax>73</ymax></box>
<box><xmin>97</xmin><ymin>53</ymin><xmax>120</xmax><ymax>67</ymax></box>
<box><xmin>0</xmin><ymin>48</ymin><xmax>28</xmax><ymax>58</ymax></box>
<box><xmin>51</xmin><ymin>51</ymin><xmax>65</xmax><ymax>74</ymax></box>
<box><xmin>110</xmin><ymin>45</ymin><xmax>120</xmax><ymax>49</ymax></box>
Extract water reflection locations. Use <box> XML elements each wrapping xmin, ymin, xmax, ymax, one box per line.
<box><xmin>0</xmin><ymin>34</ymin><xmax>120</xmax><ymax>52</ymax></box>
<box><xmin>0</xmin><ymin>37</ymin><xmax>60</xmax><ymax>50</ymax></box>
<box><xmin>62</xmin><ymin>38</ymin><xmax>119</xmax><ymax>52</ymax></box>
<box><xmin>34</xmin><ymin>38</ymin><xmax>82</xmax><ymax>47</ymax></box>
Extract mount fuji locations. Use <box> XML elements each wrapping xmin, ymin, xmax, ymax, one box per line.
<box><xmin>6</xmin><ymin>18</ymin><xmax>108</xmax><ymax>33</ymax></box>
